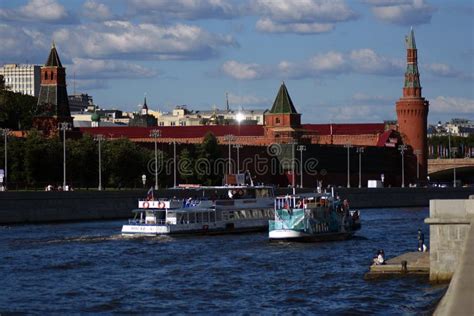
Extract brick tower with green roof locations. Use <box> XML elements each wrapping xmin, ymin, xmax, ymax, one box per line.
<box><xmin>396</xmin><ymin>28</ymin><xmax>429</xmax><ymax>179</ymax></box>
<box><xmin>33</xmin><ymin>42</ymin><xmax>72</xmax><ymax>136</ymax></box>
<box><xmin>264</xmin><ymin>82</ymin><xmax>303</xmax><ymax>143</ymax></box>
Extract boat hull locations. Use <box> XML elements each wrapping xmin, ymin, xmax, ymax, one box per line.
<box><xmin>122</xmin><ymin>219</ymin><xmax>269</xmax><ymax>237</ymax></box>
<box><xmin>269</xmin><ymin>229</ymin><xmax>354</xmax><ymax>242</ymax></box>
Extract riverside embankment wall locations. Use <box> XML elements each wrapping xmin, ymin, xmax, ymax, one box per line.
<box><xmin>1</xmin><ymin>187</ymin><xmax>474</xmax><ymax>224</ymax></box>
<box><xmin>426</xmin><ymin>197</ymin><xmax>474</xmax><ymax>315</ymax></box>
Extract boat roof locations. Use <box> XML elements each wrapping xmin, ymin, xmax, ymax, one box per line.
<box><xmin>276</xmin><ymin>192</ymin><xmax>334</xmax><ymax>199</ymax></box>
<box><xmin>132</xmin><ymin>207</ymin><xmax>215</xmax><ymax>214</ymax></box>
<box><xmin>172</xmin><ymin>185</ymin><xmax>273</xmax><ymax>190</ymax></box>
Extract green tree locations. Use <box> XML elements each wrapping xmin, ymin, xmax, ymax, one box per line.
<box><xmin>102</xmin><ymin>138</ymin><xmax>157</xmax><ymax>188</ymax></box>
<box><xmin>67</xmin><ymin>135</ymin><xmax>98</xmax><ymax>188</ymax></box>
<box><xmin>178</xmin><ymin>147</ymin><xmax>196</xmax><ymax>184</ymax></box>
<box><xmin>196</xmin><ymin>132</ymin><xmax>223</xmax><ymax>185</ymax></box>
<box><xmin>0</xmin><ymin>90</ymin><xmax>38</xmax><ymax>130</ymax></box>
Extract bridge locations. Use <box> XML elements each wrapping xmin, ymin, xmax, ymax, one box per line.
<box><xmin>428</xmin><ymin>158</ymin><xmax>474</xmax><ymax>175</ymax></box>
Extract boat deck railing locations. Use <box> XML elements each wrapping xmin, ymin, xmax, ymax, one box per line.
<box><xmin>128</xmin><ymin>219</ymin><xmax>167</xmax><ymax>225</ymax></box>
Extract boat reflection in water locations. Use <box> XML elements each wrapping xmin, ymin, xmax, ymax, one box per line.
<box><xmin>269</xmin><ymin>193</ymin><xmax>361</xmax><ymax>242</ymax></box>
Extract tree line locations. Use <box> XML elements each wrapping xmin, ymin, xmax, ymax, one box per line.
<box><xmin>0</xmin><ymin>131</ymin><xmax>223</xmax><ymax>190</ymax></box>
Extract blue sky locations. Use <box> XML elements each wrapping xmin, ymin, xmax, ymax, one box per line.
<box><xmin>1</xmin><ymin>0</ymin><xmax>473</xmax><ymax>124</ymax></box>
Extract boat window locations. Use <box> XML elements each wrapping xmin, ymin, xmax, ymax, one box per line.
<box><xmin>178</xmin><ymin>213</ymin><xmax>186</xmax><ymax>224</ymax></box>
<box><xmin>196</xmin><ymin>212</ymin><xmax>202</xmax><ymax>223</ymax></box>
<box><xmin>228</xmin><ymin>211</ymin><xmax>234</xmax><ymax>219</ymax></box>
<box><xmin>256</xmin><ymin>188</ymin><xmax>271</xmax><ymax>198</ymax></box>
<box><xmin>189</xmin><ymin>212</ymin><xmax>196</xmax><ymax>223</ymax></box>
<box><xmin>210</xmin><ymin>212</ymin><xmax>215</xmax><ymax>222</ymax></box>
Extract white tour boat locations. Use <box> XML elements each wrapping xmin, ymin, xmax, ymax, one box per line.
<box><xmin>121</xmin><ymin>185</ymin><xmax>275</xmax><ymax>236</ymax></box>
<box><xmin>268</xmin><ymin>192</ymin><xmax>361</xmax><ymax>242</ymax></box>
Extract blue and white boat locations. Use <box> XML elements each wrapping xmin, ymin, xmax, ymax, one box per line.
<box><xmin>268</xmin><ymin>193</ymin><xmax>360</xmax><ymax>242</ymax></box>
<box><xmin>121</xmin><ymin>185</ymin><xmax>275</xmax><ymax>236</ymax></box>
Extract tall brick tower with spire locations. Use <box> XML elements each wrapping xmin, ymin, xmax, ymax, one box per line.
<box><xmin>396</xmin><ymin>28</ymin><xmax>429</xmax><ymax>178</ymax></box>
<box><xmin>33</xmin><ymin>42</ymin><xmax>72</xmax><ymax>136</ymax></box>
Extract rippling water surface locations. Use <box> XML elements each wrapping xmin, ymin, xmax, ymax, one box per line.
<box><xmin>0</xmin><ymin>208</ymin><xmax>446</xmax><ymax>314</ymax></box>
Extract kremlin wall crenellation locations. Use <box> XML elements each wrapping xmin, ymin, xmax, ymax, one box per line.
<box><xmin>3</xmin><ymin>29</ymin><xmax>432</xmax><ymax>188</ymax></box>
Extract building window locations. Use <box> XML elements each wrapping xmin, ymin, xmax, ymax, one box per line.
<box><xmin>171</xmin><ymin>122</ymin><xmax>176</xmax><ymax>126</ymax></box>
<box><xmin>275</xmin><ymin>117</ymin><xmax>280</xmax><ymax>124</ymax></box>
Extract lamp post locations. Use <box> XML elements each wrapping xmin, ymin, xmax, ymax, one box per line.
<box><xmin>452</xmin><ymin>147</ymin><xmax>458</xmax><ymax>187</ymax></box>
<box><xmin>414</xmin><ymin>149</ymin><xmax>421</xmax><ymax>180</ymax></box>
<box><xmin>94</xmin><ymin>134</ymin><xmax>104</xmax><ymax>191</ymax></box>
<box><xmin>150</xmin><ymin>129</ymin><xmax>161</xmax><ymax>190</ymax></box>
<box><xmin>172</xmin><ymin>141</ymin><xmax>177</xmax><ymax>187</ymax></box>
<box><xmin>297</xmin><ymin>145</ymin><xmax>306</xmax><ymax>188</ymax></box>
<box><xmin>356</xmin><ymin>147</ymin><xmax>364</xmax><ymax>188</ymax></box>
<box><xmin>1</xmin><ymin>128</ymin><xmax>9</xmax><ymax>191</ymax></box>
<box><xmin>344</xmin><ymin>144</ymin><xmax>352</xmax><ymax>188</ymax></box>
<box><xmin>233</xmin><ymin>144</ymin><xmax>242</xmax><ymax>174</ymax></box>
<box><xmin>58</xmin><ymin>122</ymin><xmax>71</xmax><ymax>190</ymax></box>
<box><xmin>398</xmin><ymin>144</ymin><xmax>407</xmax><ymax>188</ymax></box>
<box><xmin>224</xmin><ymin>134</ymin><xmax>235</xmax><ymax>174</ymax></box>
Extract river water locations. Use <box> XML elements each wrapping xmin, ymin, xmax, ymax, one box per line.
<box><xmin>1</xmin><ymin>207</ymin><xmax>446</xmax><ymax>314</ymax></box>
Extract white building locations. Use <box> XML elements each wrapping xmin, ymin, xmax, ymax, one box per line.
<box><xmin>0</xmin><ymin>64</ymin><xmax>41</xmax><ymax>96</ymax></box>
<box><xmin>153</xmin><ymin>105</ymin><xmax>266</xmax><ymax>127</ymax></box>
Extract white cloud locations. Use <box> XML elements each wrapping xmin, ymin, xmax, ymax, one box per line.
<box><xmin>370</xmin><ymin>0</ymin><xmax>436</xmax><ymax>26</ymax></box>
<box><xmin>221</xmin><ymin>60</ymin><xmax>268</xmax><ymax>80</ymax></box>
<box><xmin>349</xmin><ymin>49</ymin><xmax>403</xmax><ymax>75</ymax></box>
<box><xmin>0</xmin><ymin>0</ymin><xmax>76</xmax><ymax>24</ymax></box>
<box><xmin>69</xmin><ymin>58</ymin><xmax>158</xmax><ymax>79</ymax></box>
<box><xmin>256</xmin><ymin>18</ymin><xmax>334</xmax><ymax>34</ymax></box>
<box><xmin>83</xmin><ymin>0</ymin><xmax>113</xmax><ymax>21</ymax></box>
<box><xmin>309</xmin><ymin>51</ymin><xmax>346</xmax><ymax>72</ymax></box>
<box><xmin>128</xmin><ymin>0</ymin><xmax>238</xmax><ymax>20</ymax></box>
<box><xmin>251</xmin><ymin>0</ymin><xmax>357</xmax><ymax>34</ymax></box>
<box><xmin>0</xmin><ymin>24</ymin><xmax>48</xmax><ymax>63</ymax></box>
<box><xmin>430</xmin><ymin>96</ymin><xmax>474</xmax><ymax>114</ymax></box>
<box><xmin>221</xmin><ymin>49</ymin><xmax>403</xmax><ymax>80</ymax></box>
<box><xmin>53</xmin><ymin>21</ymin><xmax>237</xmax><ymax>60</ymax></box>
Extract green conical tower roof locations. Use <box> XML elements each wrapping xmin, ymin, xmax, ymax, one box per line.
<box><xmin>269</xmin><ymin>82</ymin><xmax>298</xmax><ymax>114</ymax></box>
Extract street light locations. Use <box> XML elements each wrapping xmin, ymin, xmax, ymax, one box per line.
<box><xmin>414</xmin><ymin>149</ymin><xmax>421</xmax><ymax>180</ymax></box>
<box><xmin>233</xmin><ymin>144</ymin><xmax>242</xmax><ymax>174</ymax></box>
<box><xmin>452</xmin><ymin>147</ymin><xmax>458</xmax><ymax>187</ymax></box>
<box><xmin>356</xmin><ymin>147</ymin><xmax>364</xmax><ymax>188</ymax></box>
<box><xmin>58</xmin><ymin>122</ymin><xmax>71</xmax><ymax>190</ymax></box>
<box><xmin>172</xmin><ymin>141</ymin><xmax>177</xmax><ymax>187</ymax></box>
<box><xmin>297</xmin><ymin>145</ymin><xmax>306</xmax><ymax>188</ymax></box>
<box><xmin>141</xmin><ymin>174</ymin><xmax>146</xmax><ymax>188</ymax></box>
<box><xmin>224</xmin><ymin>134</ymin><xmax>236</xmax><ymax>174</ymax></box>
<box><xmin>344</xmin><ymin>144</ymin><xmax>352</xmax><ymax>188</ymax></box>
<box><xmin>1</xmin><ymin>128</ymin><xmax>9</xmax><ymax>191</ymax></box>
<box><xmin>398</xmin><ymin>144</ymin><xmax>407</xmax><ymax>188</ymax></box>
<box><xmin>94</xmin><ymin>134</ymin><xmax>104</xmax><ymax>191</ymax></box>
<box><xmin>150</xmin><ymin>129</ymin><xmax>161</xmax><ymax>190</ymax></box>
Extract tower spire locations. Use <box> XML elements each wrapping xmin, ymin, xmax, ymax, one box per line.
<box><xmin>403</xmin><ymin>27</ymin><xmax>421</xmax><ymax>97</ymax></box>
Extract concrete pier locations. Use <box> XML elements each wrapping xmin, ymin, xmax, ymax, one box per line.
<box><xmin>426</xmin><ymin>197</ymin><xmax>474</xmax><ymax>315</ymax></box>
<box><xmin>365</xmin><ymin>252</ymin><xmax>429</xmax><ymax>279</ymax></box>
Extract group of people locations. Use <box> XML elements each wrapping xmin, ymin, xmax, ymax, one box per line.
<box><xmin>44</xmin><ymin>184</ymin><xmax>73</xmax><ymax>191</ymax></box>
<box><xmin>373</xmin><ymin>228</ymin><xmax>428</xmax><ymax>265</ymax></box>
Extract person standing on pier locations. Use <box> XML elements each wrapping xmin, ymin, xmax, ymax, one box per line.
<box><xmin>417</xmin><ymin>229</ymin><xmax>424</xmax><ymax>251</ymax></box>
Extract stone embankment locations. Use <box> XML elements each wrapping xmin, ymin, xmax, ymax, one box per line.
<box><xmin>0</xmin><ymin>187</ymin><xmax>474</xmax><ymax>224</ymax></box>
<box><xmin>426</xmin><ymin>196</ymin><xmax>474</xmax><ymax>315</ymax></box>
